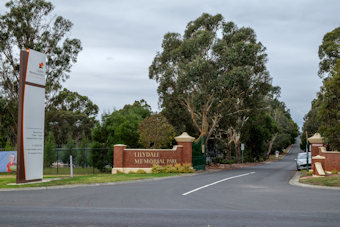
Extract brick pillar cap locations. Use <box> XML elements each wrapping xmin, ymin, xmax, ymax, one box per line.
<box><xmin>319</xmin><ymin>147</ymin><xmax>327</xmax><ymax>153</ymax></box>
<box><xmin>308</xmin><ymin>133</ymin><xmax>324</xmax><ymax>144</ymax></box>
<box><xmin>114</xmin><ymin>144</ymin><xmax>126</xmax><ymax>147</ymax></box>
<box><xmin>175</xmin><ymin>132</ymin><xmax>195</xmax><ymax>143</ymax></box>
<box><xmin>312</xmin><ymin>155</ymin><xmax>325</xmax><ymax>160</ymax></box>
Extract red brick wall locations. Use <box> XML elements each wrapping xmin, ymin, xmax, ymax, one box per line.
<box><xmin>177</xmin><ymin>141</ymin><xmax>192</xmax><ymax>164</ymax></box>
<box><xmin>123</xmin><ymin>146</ymin><xmax>184</xmax><ymax>168</ymax></box>
<box><xmin>113</xmin><ymin>145</ymin><xmax>126</xmax><ymax>168</ymax></box>
<box><xmin>311</xmin><ymin>143</ymin><xmax>323</xmax><ymax>157</ymax></box>
<box><xmin>312</xmin><ymin>157</ymin><xmax>325</xmax><ymax>175</ymax></box>
<box><xmin>323</xmin><ymin>152</ymin><xmax>340</xmax><ymax>172</ymax></box>
<box><xmin>113</xmin><ymin>144</ymin><xmax>194</xmax><ymax>168</ymax></box>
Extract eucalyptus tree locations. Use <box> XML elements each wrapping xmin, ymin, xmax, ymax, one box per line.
<box><xmin>149</xmin><ymin>13</ymin><xmax>272</xmax><ymax>150</ymax></box>
<box><xmin>45</xmin><ymin>88</ymin><xmax>99</xmax><ymax>146</ymax></box>
<box><xmin>301</xmin><ymin>27</ymin><xmax>340</xmax><ymax>150</ymax></box>
<box><xmin>317</xmin><ymin>59</ymin><xmax>340</xmax><ymax>150</ymax></box>
<box><xmin>266</xmin><ymin>99</ymin><xmax>298</xmax><ymax>156</ymax></box>
<box><xmin>318</xmin><ymin>27</ymin><xmax>340</xmax><ymax>78</ymax></box>
<box><xmin>0</xmin><ymin>0</ymin><xmax>82</xmax><ymax>142</ymax></box>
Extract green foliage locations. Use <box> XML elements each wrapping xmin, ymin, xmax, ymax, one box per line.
<box><xmin>138</xmin><ymin>113</ymin><xmax>175</xmax><ymax>148</ymax></box>
<box><xmin>0</xmin><ymin>0</ymin><xmax>82</xmax><ymax>145</ymax></box>
<box><xmin>44</xmin><ymin>131</ymin><xmax>56</xmax><ymax>167</ymax></box>
<box><xmin>317</xmin><ymin>60</ymin><xmax>340</xmax><ymax>150</ymax></box>
<box><xmin>0</xmin><ymin>97</ymin><xmax>17</xmax><ymax>146</ymax></box>
<box><xmin>300</xmin><ymin>99</ymin><xmax>321</xmax><ymax>150</ymax></box>
<box><xmin>4</xmin><ymin>140</ymin><xmax>12</xmax><ymax>151</ymax></box>
<box><xmin>242</xmin><ymin>112</ymin><xmax>276</xmax><ymax>160</ymax></box>
<box><xmin>151</xmin><ymin>164</ymin><xmax>195</xmax><ymax>173</ymax></box>
<box><xmin>92</xmin><ymin>100</ymin><xmax>151</xmax><ymax>148</ymax></box>
<box><xmin>62</xmin><ymin>134</ymin><xmax>75</xmax><ymax>164</ymax></box>
<box><xmin>90</xmin><ymin>142</ymin><xmax>112</xmax><ymax>172</ymax></box>
<box><xmin>331</xmin><ymin>169</ymin><xmax>338</xmax><ymax>174</ymax></box>
<box><xmin>46</xmin><ymin>88</ymin><xmax>98</xmax><ymax>146</ymax></box>
<box><xmin>149</xmin><ymin>13</ymin><xmax>272</xmax><ymax>144</ymax></box>
<box><xmin>136</xmin><ymin>169</ymin><xmax>146</xmax><ymax>174</ymax></box>
<box><xmin>77</xmin><ymin>132</ymin><xmax>88</xmax><ymax>168</ymax></box>
<box><xmin>302</xmin><ymin>27</ymin><xmax>340</xmax><ymax>150</ymax></box>
<box><xmin>0</xmin><ymin>0</ymin><xmax>82</xmax><ymax>96</ymax></box>
<box><xmin>318</xmin><ymin>27</ymin><xmax>340</xmax><ymax>78</ymax></box>
<box><xmin>270</xmin><ymin>106</ymin><xmax>299</xmax><ymax>154</ymax></box>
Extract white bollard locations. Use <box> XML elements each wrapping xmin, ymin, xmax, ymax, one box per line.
<box><xmin>70</xmin><ymin>155</ymin><xmax>73</xmax><ymax>178</ymax></box>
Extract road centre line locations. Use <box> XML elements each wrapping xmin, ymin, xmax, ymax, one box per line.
<box><xmin>182</xmin><ymin>172</ymin><xmax>255</xmax><ymax>196</ymax></box>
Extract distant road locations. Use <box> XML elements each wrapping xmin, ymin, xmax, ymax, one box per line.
<box><xmin>1</xmin><ymin>142</ymin><xmax>340</xmax><ymax>226</ymax></box>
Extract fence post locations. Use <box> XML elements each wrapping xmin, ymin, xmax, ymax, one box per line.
<box><xmin>57</xmin><ymin>149</ymin><xmax>59</xmax><ymax>175</ymax></box>
<box><xmin>70</xmin><ymin>155</ymin><xmax>73</xmax><ymax>178</ymax></box>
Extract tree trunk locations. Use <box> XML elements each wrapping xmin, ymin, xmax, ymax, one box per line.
<box><xmin>234</xmin><ymin>132</ymin><xmax>241</xmax><ymax>162</ymax></box>
<box><xmin>266</xmin><ymin>133</ymin><xmax>278</xmax><ymax>157</ymax></box>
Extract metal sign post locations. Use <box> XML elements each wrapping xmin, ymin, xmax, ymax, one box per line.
<box><xmin>305</xmin><ymin>131</ymin><xmax>309</xmax><ymax>171</ymax></box>
<box><xmin>241</xmin><ymin>143</ymin><xmax>245</xmax><ymax>163</ymax></box>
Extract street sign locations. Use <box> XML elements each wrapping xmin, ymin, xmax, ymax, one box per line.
<box><xmin>241</xmin><ymin>143</ymin><xmax>244</xmax><ymax>163</ymax></box>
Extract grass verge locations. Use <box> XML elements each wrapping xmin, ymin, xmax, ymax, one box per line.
<box><xmin>43</xmin><ymin>167</ymin><xmax>104</xmax><ymax>175</ymax></box>
<box><xmin>300</xmin><ymin>174</ymin><xmax>340</xmax><ymax>187</ymax></box>
<box><xmin>0</xmin><ymin>173</ymin><xmax>180</xmax><ymax>189</ymax></box>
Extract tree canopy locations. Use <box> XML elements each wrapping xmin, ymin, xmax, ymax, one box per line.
<box><xmin>138</xmin><ymin>113</ymin><xmax>175</xmax><ymax>149</ymax></box>
<box><xmin>318</xmin><ymin>27</ymin><xmax>340</xmax><ymax>78</ymax></box>
<box><xmin>149</xmin><ymin>13</ymin><xmax>272</xmax><ymax>146</ymax></box>
<box><xmin>302</xmin><ymin>26</ymin><xmax>340</xmax><ymax>150</ymax></box>
<box><xmin>92</xmin><ymin>100</ymin><xmax>151</xmax><ymax>148</ymax></box>
<box><xmin>317</xmin><ymin>59</ymin><xmax>340</xmax><ymax>149</ymax></box>
<box><xmin>0</xmin><ymin>0</ymin><xmax>82</xmax><ymax>146</ymax></box>
<box><xmin>45</xmin><ymin>88</ymin><xmax>99</xmax><ymax>146</ymax></box>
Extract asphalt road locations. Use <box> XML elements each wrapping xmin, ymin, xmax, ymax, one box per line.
<box><xmin>1</xmin><ymin>143</ymin><xmax>340</xmax><ymax>226</ymax></box>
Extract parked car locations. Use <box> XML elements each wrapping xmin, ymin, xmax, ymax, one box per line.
<box><xmin>296</xmin><ymin>152</ymin><xmax>312</xmax><ymax>171</ymax></box>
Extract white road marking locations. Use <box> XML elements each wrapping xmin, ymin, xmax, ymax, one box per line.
<box><xmin>182</xmin><ymin>171</ymin><xmax>255</xmax><ymax>196</ymax></box>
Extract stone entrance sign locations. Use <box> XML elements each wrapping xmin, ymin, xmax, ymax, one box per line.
<box><xmin>112</xmin><ymin>132</ymin><xmax>195</xmax><ymax>174</ymax></box>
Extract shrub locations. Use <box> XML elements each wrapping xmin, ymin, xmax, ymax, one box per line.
<box><xmin>182</xmin><ymin>163</ymin><xmax>195</xmax><ymax>173</ymax></box>
<box><xmin>151</xmin><ymin>164</ymin><xmax>195</xmax><ymax>173</ymax></box>
<box><xmin>164</xmin><ymin>165</ymin><xmax>173</xmax><ymax>173</ymax></box>
<box><xmin>151</xmin><ymin>165</ymin><xmax>163</xmax><ymax>173</ymax></box>
<box><xmin>136</xmin><ymin>169</ymin><xmax>146</xmax><ymax>174</ymax></box>
<box><xmin>128</xmin><ymin>171</ymin><xmax>136</xmax><ymax>174</ymax></box>
<box><xmin>331</xmin><ymin>169</ymin><xmax>338</xmax><ymax>174</ymax></box>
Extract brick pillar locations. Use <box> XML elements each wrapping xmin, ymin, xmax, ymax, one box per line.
<box><xmin>175</xmin><ymin>132</ymin><xmax>195</xmax><ymax>165</ymax></box>
<box><xmin>113</xmin><ymin>144</ymin><xmax>126</xmax><ymax>168</ymax></box>
<box><xmin>312</xmin><ymin>155</ymin><xmax>326</xmax><ymax>176</ymax></box>
<box><xmin>308</xmin><ymin>133</ymin><xmax>324</xmax><ymax>157</ymax></box>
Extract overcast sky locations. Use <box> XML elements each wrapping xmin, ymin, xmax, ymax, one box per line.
<box><xmin>46</xmin><ymin>0</ymin><xmax>339</xmax><ymax>128</ymax></box>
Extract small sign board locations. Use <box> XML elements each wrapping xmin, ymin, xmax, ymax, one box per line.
<box><xmin>241</xmin><ymin>143</ymin><xmax>245</xmax><ymax>151</ymax></box>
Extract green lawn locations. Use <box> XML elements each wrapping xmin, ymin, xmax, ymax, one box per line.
<box><xmin>0</xmin><ymin>173</ymin><xmax>180</xmax><ymax>189</ymax></box>
<box><xmin>300</xmin><ymin>174</ymin><xmax>340</xmax><ymax>187</ymax></box>
<box><xmin>43</xmin><ymin>167</ymin><xmax>105</xmax><ymax>175</ymax></box>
